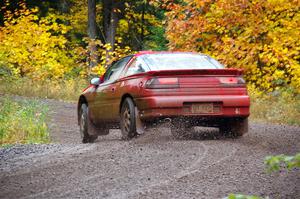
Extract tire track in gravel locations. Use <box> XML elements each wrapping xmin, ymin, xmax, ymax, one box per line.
<box><xmin>0</xmin><ymin>140</ymin><xmax>129</xmax><ymax>199</ymax></box>
<box><xmin>21</xmin><ymin>136</ymin><xmax>206</xmax><ymax>199</ymax></box>
<box><xmin>0</xmin><ymin>144</ymin><xmax>96</xmax><ymax>174</ymax></box>
<box><xmin>54</xmin><ymin>142</ymin><xmax>209</xmax><ymax>199</ymax></box>
<box><xmin>1</xmin><ymin>97</ymin><xmax>299</xmax><ymax>199</ymax></box>
<box><xmin>46</xmin><ymin>132</ymin><xmax>237</xmax><ymax>199</ymax></box>
<box><xmin>111</xmin><ymin>142</ymin><xmax>210</xmax><ymax>199</ymax></box>
<box><xmin>1</xmin><ymin>143</ymin><xmax>120</xmax><ymax>177</ymax></box>
<box><xmin>20</xmin><ymin>143</ymin><xmax>128</xmax><ymax>199</ymax></box>
<box><xmin>1</xmin><ymin>130</ymin><xmax>124</xmax><ymax>177</ymax></box>
<box><xmin>114</xmin><ymin>142</ymin><xmax>238</xmax><ymax>199</ymax></box>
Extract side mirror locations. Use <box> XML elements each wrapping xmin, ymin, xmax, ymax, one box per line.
<box><xmin>90</xmin><ymin>77</ymin><xmax>100</xmax><ymax>86</ymax></box>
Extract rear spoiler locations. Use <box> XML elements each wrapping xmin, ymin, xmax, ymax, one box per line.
<box><xmin>146</xmin><ymin>69</ymin><xmax>244</xmax><ymax>76</ymax></box>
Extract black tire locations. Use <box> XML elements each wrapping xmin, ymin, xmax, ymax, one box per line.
<box><xmin>120</xmin><ymin>98</ymin><xmax>137</xmax><ymax>140</ymax></box>
<box><xmin>170</xmin><ymin>118</ymin><xmax>192</xmax><ymax>139</ymax></box>
<box><xmin>219</xmin><ymin>118</ymin><xmax>248</xmax><ymax>138</ymax></box>
<box><xmin>79</xmin><ymin>104</ymin><xmax>98</xmax><ymax>143</ymax></box>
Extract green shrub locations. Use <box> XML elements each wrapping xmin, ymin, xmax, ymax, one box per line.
<box><xmin>265</xmin><ymin>153</ymin><xmax>300</xmax><ymax>172</ymax></box>
<box><xmin>225</xmin><ymin>194</ymin><xmax>264</xmax><ymax>199</ymax></box>
<box><xmin>0</xmin><ymin>97</ymin><xmax>49</xmax><ymax>145</ymax></box>
<box><xmin>226</xmin><ymin>153</ymin><xmax>299</xmax><ymax>198</ymax></box>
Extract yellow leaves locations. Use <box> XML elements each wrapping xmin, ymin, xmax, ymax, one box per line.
<box><xmin>0</xmin><ymin>3</ymin><xmax>74</xmax><ymax>81</ymax></box>
<box><xmin>82</xmin><ymin>38</ymin><xmax>133</xmax><ymax>76</ymax></box>
<box><xmin>91</xmin><ymin>64</ymin><xmax>106</xmax><ymax>76</ymax></box>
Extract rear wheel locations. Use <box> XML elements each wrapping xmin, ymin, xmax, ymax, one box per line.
<box><xmin>219</xmin><ymin>118</ymin><xmax>248</xmax><ymax>137</ymax></box>
<box><xmin>79</xmin><ymin>104</ymin><xmax>98</xmax><ymax>143</ymax></box>
<box><xmin>120</xmin><ymin>98</ymin><xmax>137</xmax><ymax>140</ymax></box>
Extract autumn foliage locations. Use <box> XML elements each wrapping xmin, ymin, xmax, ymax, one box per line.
<box><xmin>0</xmin><ymin>0</ymin><xmax>299</xmax><ymax>94</ymax></box>
<box><xmin>0</xmin><ymin>1</ymin><xmax>133</xmax><ymax>80</ymax></box>
<box><xmin>0</xmin><ymin>3</ymin><xmax>75</xmax><ymax>80</ymax></box>
<box><xmin>166</xmin><ymin>0</ymin><xmax>300</xmax><ymax>93</ymax></box>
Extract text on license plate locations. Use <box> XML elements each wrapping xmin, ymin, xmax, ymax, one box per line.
<box><xmin>191</xmin><ymin>103</ymin><xmax>214</xmax><ymax>113</ymax></box>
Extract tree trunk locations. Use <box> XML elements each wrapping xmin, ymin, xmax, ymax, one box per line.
<box><xmin>106</xmin><ymin>9</ymin><xmax>119</xmax><ymax>51</ymax></box>
<box><xmin>103</xmin><ymin>0</ymin><xmax>112</xmax><ymax>43</ymax></box>
<box><xmin>88</xmin><ymin>0</ymin><xmax>98</xmax><ymax>68</ymax></box>
<box><xmin>102</xmin><ymin>0</ymin><xmax>124</xmax><ymax>66</ymax></box>
<box><xmin>140</xmin><ymin>1</ymin><xmax>145</xmax><ymax>50</ymax></box>
<box><xmin>60</xmin><ymin>0</ymin><xmax>70</xmax><ymax>13</ymax></box>
<box><xmin>103</xmin><ymin>0</ymin><xmax>120</xmax><ymax>50</ymax></box>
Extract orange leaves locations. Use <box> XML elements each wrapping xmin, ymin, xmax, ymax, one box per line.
<box><xmin>165</xmin><ymin>0</ymin><xmax>300</xmax><ymax>93</ymax></box>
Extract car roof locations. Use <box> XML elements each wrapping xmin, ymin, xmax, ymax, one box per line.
<box><xmin>134</xmin><ymin>51</ymin><xmax>205</xmax><ymax>57</ymax></box>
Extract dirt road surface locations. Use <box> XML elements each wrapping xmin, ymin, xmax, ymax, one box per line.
<box><xmin>0</xmin><ymin>99</ymin><xmax>299</xmax><ymax>199</ymax></box>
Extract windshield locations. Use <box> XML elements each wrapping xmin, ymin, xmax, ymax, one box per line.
<box><xmin>140</xmin><ymin>53</ymin><xmax>224</xmax><ymax>70</ymax></box>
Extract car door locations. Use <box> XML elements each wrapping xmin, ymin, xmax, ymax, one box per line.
<box><xmin>92</xmin><ymin>56</ymin><xmax>132</xmax><ymax>123</ymax></box>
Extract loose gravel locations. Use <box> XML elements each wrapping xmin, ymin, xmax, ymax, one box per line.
<box><xmin>0</xmin><ymin>99</ymin><xmax>299</xmax><ymax>199</ymax></box>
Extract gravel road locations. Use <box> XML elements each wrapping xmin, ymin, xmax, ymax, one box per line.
<box><xmin>0</xmin><ymin>99</ymin><xmax>299</xmax><ymax>199</ymax></box>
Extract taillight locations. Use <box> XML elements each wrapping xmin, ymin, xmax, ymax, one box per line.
<box><xmin>219</xmin><ymin>77</ymin><xmax>245</xmax><ymax>86</ymax></box>
<box><xmin>145</xmin><ymin>77</ymin><xmax>179</xmax><ymax>89</ymax></box>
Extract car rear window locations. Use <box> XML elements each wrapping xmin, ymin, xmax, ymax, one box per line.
<box><xmin>140</xmin><ymin>53</ymin><xmax>224</xmax><ymax>70</ymax></box>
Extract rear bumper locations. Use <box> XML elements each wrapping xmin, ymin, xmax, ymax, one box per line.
<box><xmin>135</xmin><ymin>95</ymin><xmax>250</xmax><ymax>120</ymax></box>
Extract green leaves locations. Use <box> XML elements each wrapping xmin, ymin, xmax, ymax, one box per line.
<box><xmin>225</xmin><ymin>153</ymin><xmax>299</xmax><ymax>198</ymax></box>
<box><xmin>226</xmin><ymin>194</ymin><xmax>264</xmax><ymax>199</ymax></box>
<box><xmin>265</xmin><ymin>153</ymin><xmax>300</xmax><ymax>172</ymax></box>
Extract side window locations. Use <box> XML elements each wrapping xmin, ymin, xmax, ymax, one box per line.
<box><xmin>103</xmin><ymin>56</ymin><xmax>131</xmax><ymax>82</ymax></box>
<box><xmin>124</xmin><ymin>57</ymin><xmax>148</xmax><ymax>77</ymax></box>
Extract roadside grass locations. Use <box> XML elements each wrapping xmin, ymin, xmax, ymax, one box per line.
<box><xmin>0</xmin><ymin>77</ymin><xmax>88</xmax><ymax>102</ymax></box>
<box><xmin>249</xmin><ymin>91</ymin><xmax>300</xmax><ymax>126</ymax></box>
<box><xmin>0</xmin><ymin>97</ymin><xmax>50</xmax><ymax>146</ymax></box>
<box><xmin>0</xmin><ymin>77</ymin><xmax>299</xmax><ymax>126</ymax></box>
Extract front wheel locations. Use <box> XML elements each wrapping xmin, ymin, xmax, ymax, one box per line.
<box><xmin>120</xmin><ymin>98</ymin><xmax>137</xmax><ymax>140</ymax></box>
<box><xmin>79</xmin><ymin>104</ymin><xmax>98</xmax><ymax>143</ymax></box>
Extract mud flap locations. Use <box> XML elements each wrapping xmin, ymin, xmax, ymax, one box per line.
<box><xmin>135</xmin><ymin>107</ymin><xmax>145</xmax><ymax>135</ymax></box>
<box><xmin>87</xmin><ymin>112</ymin><xmax>109</xmax><ymax>136</ymax></box>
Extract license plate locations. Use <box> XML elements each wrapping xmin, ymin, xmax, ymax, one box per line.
<box><xmin>191</xmin><ymin>103</ymin><xmax>214</xmax><ymax>114</ymax></box>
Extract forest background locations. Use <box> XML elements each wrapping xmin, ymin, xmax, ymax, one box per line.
<box><xmin>0</xmin><ymin>0</ymin><xmax>299</xmax><ymax>125</ymax></box>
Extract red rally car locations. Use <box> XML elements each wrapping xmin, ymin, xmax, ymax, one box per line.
<box><xmin>78</xmin><ymin>51</ymin><xmax>250</xmax><ymax>143</ymax></box>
